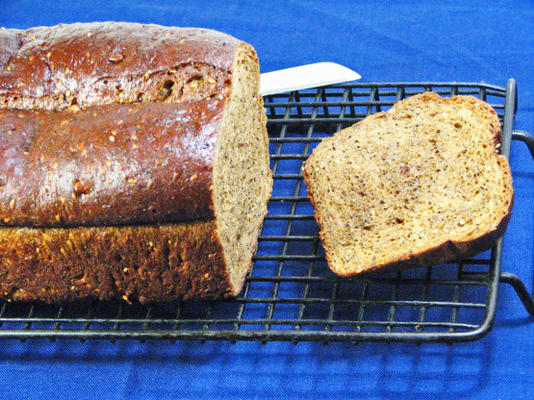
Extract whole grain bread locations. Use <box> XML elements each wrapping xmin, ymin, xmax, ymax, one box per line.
<box><xmin>0</xmin><ymin>22</ymin><xmax>272</xmax><ymax>302</ymax></box>
<box><xmin>303</xmin><ymin>92</ymin><xmax>513</xmax><ymax>276</ymax></box>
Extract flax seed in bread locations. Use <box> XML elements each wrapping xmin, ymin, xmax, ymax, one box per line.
<box><xmin>303</xmin><ymin>92</ymin><xmax>513</xmax><ymax>276</ymax></box>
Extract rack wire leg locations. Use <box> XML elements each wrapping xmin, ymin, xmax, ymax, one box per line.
<box><xmin>500</xmin><ymin>272</ymin><xmax>534</xmax><ymax>315</ymax></box>
<box><xmin>512</xmin><ymin>130</ymin><xmax>534</xmax><ymax>159</ymax></box>
<box><xmin>502</xmin><ymin>129</ymin><xmax>534</xmax><ymax>316</ymax></box>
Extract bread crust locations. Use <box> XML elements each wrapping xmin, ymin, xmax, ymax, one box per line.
<box><xmin>0</xmin><ymin>101</ymin><xmax>223</xmax><ymax>227</ymax></box>
<box><xmin>304</xmin><ymin>92</ymin><xmax>513</xmax><ymax>277</ymax></box>
<box><xmin>0</xmin><ymin>23</ymin><xmax>245</xmax><ymax>227</ymax></box>
<box><xmin>0</xmin><ymin>221</ymin><xmax>235</xmax><ymax>303</ymax></box>
<box><xmin>0</xmin><ymin>23</ymin><xmax>240</xmax><ymax>110</ymax></box>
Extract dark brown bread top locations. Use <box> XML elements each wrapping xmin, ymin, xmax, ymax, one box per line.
<box><xmin>0</xmin><ymin>22</ymin><xmax>250</xmax><ymax>227</ymax></box>
<box><xmin>0</xmin><ymin>22</ymin><xmax>240</xmax><ymax>110</ymax></box>
<box><xmin>0</xmin><ymin>101</ymin><xmax>221</xmax><ymax>227</ymax></box>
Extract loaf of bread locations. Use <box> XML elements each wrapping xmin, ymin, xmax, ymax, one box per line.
<box><xmin>0</xmin><ymin>22</ymin><xmax>272</xmax><ymax>302</ymax></box>
<box><xmin>303</xmin><ymin>92</ymin><xmax>513</xmax><ymax>276</ymax></box>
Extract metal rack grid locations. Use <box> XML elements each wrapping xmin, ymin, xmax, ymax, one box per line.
<box><xmin>0</xmin><ymin>79</ymin><xmax>532</xmax><ymax>343</ymax></box>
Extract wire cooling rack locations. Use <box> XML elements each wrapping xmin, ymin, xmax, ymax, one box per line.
<box><xmin>0</xmin><ymin>79</ymin><xmax>532</xmax><ymax>343</ymax></box>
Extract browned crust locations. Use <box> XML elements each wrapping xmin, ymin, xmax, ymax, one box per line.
<box><xmin>304</xmin><ymin>92</ymin><xmax>514</xmax><ymax>277</ymax></box>
<box><xmin>0</xmin><ymin>101</ymin><xmax>223</xmax><ymax>227</ymax></box>
<box><xmin>0</xmin><ymin>23</ymin><xmax>241</xmax><ymax>110</ymax></box>
<box><xmin>0</xmin><ymin>23</ymin><xmax>245</xmax><ymax>228</ymax></box>
<box><xmin>0</xmin><ymin>221</ymin><xmax>236</xmax><ymax>303</ymax></box>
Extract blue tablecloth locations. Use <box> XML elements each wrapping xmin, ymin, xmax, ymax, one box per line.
<box><xmin>1</xmin><ymin>1</ymin><xmax>533</xmax><ymax>398</ymax></box>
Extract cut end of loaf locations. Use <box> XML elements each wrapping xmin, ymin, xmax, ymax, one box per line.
<box><xmin>212</xmin><ymin>43</ymin><xmax>272</xmax><ymax>295</ymax></box>
<box><xmin>304</xmin><ymin>92</ymin><xmax>513</xmax><ymax>277</ymax></box>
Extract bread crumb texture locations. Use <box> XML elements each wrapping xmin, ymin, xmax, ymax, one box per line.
<box><xmin>303</xmin><ymin>92</ymin><xmax>513</xmax><ymax>276</ymax></box>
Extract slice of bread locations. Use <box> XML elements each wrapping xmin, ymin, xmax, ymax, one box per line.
<box><xmin>303</xmin><ymin>92</ymin><xmax>513</xmax><ymax>276</ymax></box>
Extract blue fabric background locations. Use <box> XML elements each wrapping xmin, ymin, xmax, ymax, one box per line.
<box><xmin>0</xmin><ymin>1</ymin><xmax>533</xmax><ymax>398</ymax></box>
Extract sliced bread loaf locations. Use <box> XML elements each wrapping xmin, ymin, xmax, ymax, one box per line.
<box><xmin>0</xmin><ymin>23</ymin><xmax>272</xmax><ymax>302</ymax></box>
<box><xmin>303</xmin><ymin>92</ymin><xmax>513</xmax><ymax>276</ymax></box>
